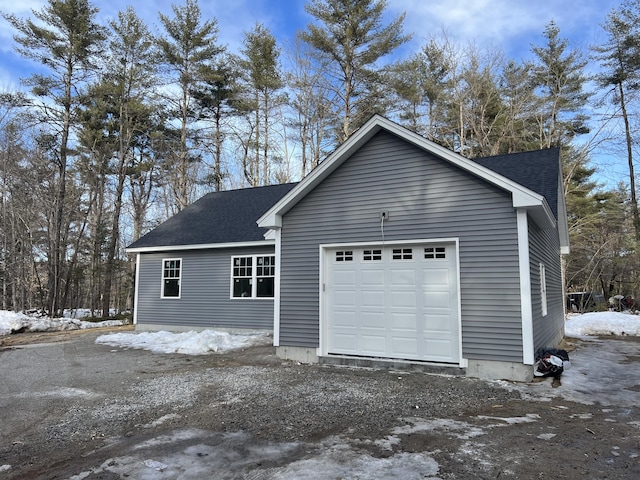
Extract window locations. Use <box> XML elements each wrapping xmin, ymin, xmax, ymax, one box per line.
<box><xmin>392</xmin><ymin>248</ymin><xmax>413</xmax><ymax>260</ymax></box>
<box><xmin>424</xmin><ymin>247</ymin><xmax>446</xmax><ymax>259</ymax></box>
<box><xmin>363</xmin><ymin>249</ymin><xmax>382</xmax><ymax>261</ymax></box>
<box><xmin>232</xmin><ymin>255</ymin><xmax>275</xmax><ymax>298</ymax></box>
<box><xmin>162</xmin><ymin>258</ymin><xmax>181</xmax><ymax>298</ymax></box>
<box><xmin>540</xmin><ymin>263</ymin><xmax>548</xmax><ymax>317</ymax></box>
<box><xmin>335</xmin><ymin>251</ymin><xmax>353</xmax><ymax>262</ymax></box>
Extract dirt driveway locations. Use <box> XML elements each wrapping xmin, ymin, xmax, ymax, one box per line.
<box><xmin>1</xmin><ymin>329</ymin><xmax>639</xmax><ymax>479</ymax></box>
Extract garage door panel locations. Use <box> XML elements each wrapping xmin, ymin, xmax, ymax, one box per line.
<box><xmin>361</xmin><ymin>335</ymin><xmax>387</xmax><ymax>354</ymax></box>
<box><xmin>362</xmin><ymin>290</ymin><xmax>385</xmax><ymax>307</ymax></box>
<box><xmin>361</xmin><ymin>311</ymin><xmax>385</xmax><ymax>328</ymax></box>
<box><xmin>332</xmin><ymin>310</ymin><xmax>357</xmax><ymax>328</ymax></box>
<box><xmin>423</xmin><ymin>313</ymin><xmax>453</xmax><ymax>333</ymax></box>
<box><xmin>331</xmin><ymin>332</ymin><xmax>358</xmax><ymax>352</ymax></box>
<box><xmin>326</xmin><ymin>244</ymin><xmax>459</xmax><ymax>364</ymax></box>
<box><xmin>390</xmin><ymin>268</ymin><xmax>415</xmax><ymax>286</ymax></box>
<box><xmin>423</xmin><ymin>268</ymin><xmax>450</xmax><ymax>286</ymax></box>
<box><xmin>423</xmin><ymin>339</ymin><xmax>455</xmax><ymax>360</ymax></box>
<box><xmin>333</xmin><ymin>270</ymin><xmax>356</xmax><ymax>286</ymax></box>
<box><xmin>423</xmin><ymin>291</ymin><xmax>451</xmax><ymax>308</ymax></box>
<box><xmin>391</xmin><ymin>337</ymin><xmax>418</xmax><ymax>356</ymax></box>
<box><xmin>334</xmin><ymin>290</ymin><xmax>357</xmax><ymax>307</ymax></box>
<box><xmin>391</xmin><ymin>312</ymin><xmax>417</xmax><ymax>330</ymax></box>
<box><xmin>361</xmin><ymin>269</ymin><xmax>385</xmax><ymax>285</ymax></box>
<box><xmin>390</xmin><ymin>291</ymin><xmax>417</xmax><ymax>309</ymax></box>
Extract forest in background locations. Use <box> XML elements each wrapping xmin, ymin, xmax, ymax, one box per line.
<box><xmin>1</xmin><ymin>0</ymin><xmax>639</xmax><ymax>316</ymax></box>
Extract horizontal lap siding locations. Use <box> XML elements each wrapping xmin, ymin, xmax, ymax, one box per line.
<box><xmin>280</xmin><ymin>131</ymin><xmax>523</xmax><ymax>362</ymax></box>
<box><xmin>529</xmin><ymin>220</ymin><xmax>564</xmax><ymax>350</ymax></box>
<box><xmin>136</xmin><ymin>246</ymin><xmax>274</xmax><ymax>329</ymax></box>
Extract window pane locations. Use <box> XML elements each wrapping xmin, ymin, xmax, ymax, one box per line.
<box><xmin>233</xmin><ymin>278</ymin><xmax>252</xmax><ymax>297</ymax></box>
<box><xmin>257</xmin><ymin>277</ymin><xmax>274</xmax><ymax>297</ymax></box>
<box><xmin>163</xmin><ymin>279</ymin><xmax>180</xmax><ymax>297</ymax></box>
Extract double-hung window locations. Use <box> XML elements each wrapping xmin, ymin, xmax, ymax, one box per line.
<box><xmin>162</xmin><ymin>258</ymin><xmax>181</xmax><ymax>298</ymax></box>
<box><xmin>232</xmin><ymin>255</ymin><xmax>275</xmax><ymax>298</ymax></box>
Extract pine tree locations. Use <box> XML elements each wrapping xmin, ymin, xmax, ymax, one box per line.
<box><xmin>299</xmin><ymin>0</ymin><xmax>411</xmax><ymax>142</ymax></box>
<box><xmin>3</xmin><ymin>0</ymin><xmax>106</xmax><ymax>315</ymax></box>
<box><xmin>593</xmin><ymin>0</ymin><xmax>640</xmax><ymax>240</ymax></box>
<box><xmin>157</xmin><ymin>0</ymin><xmax>223</xmax><ymax>210</ymax></box>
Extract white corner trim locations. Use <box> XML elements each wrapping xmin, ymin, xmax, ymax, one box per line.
<box><xmin>133</xmin><ymin>253</ymin><xmax>140</xmax><ymax>325</ymax></box>
<box><xmin>517</xmin><ymin>209</ymin><xmax>534</xmax><ymax>365</ymax></box>
<box><xmin>273</xmin><ymin>228</ymin><xmax>282</xmax><ymax>346</ymax></box>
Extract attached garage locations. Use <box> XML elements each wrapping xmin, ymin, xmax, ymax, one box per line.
<box><xmin>321</xmin><ymin>242</ymin><xmax>460</xmax><ymax>364</ymax></box>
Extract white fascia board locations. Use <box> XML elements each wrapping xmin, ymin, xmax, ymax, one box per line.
<box><xmin>126</xmin><ymin>240</ymin><xmax>274</xmax><ymax>254</ymax></box>
<box><xmin>258</xmin><ymin>115</ymin><xmax>548</xmax><ymax>229</ymax></box>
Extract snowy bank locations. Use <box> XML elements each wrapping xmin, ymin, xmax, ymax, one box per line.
<box><xmin>565</xmin><ymin>311</ymin><xmax>640</xmax><ymax>337</ymax></box>
<box><xmin>95</xmin><ymin>330</ymin><xmax>271</xmax><ymax>355</ymax></box>
<box><xmin>0</xmin><ymin>310</ymin><xmax>124</xmax><ymax>336</ymax></box>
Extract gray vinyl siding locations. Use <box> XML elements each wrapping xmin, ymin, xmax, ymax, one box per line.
<box><xmin>280</xmin><ymin>130</ymin><xmax>524</xmax><ymax>362</ymax></box>
<box><xmin>529</xmin><ymin>219</ymin><xmax>564</xmax><ymax>351</ymax></box>
<box><xmin>135</xmin><ymin>246</ymin><xmax>274</xmax><ymax>329</ymax></box>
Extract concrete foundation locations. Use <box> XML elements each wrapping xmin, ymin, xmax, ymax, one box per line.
<box><xmin>465</xmin><ymin>359</ymin><xmax>534</xmax><ymax>382</ymax></box>
<box><xmin>276</xmin><ymin>346</ymin><xmax>319</xmax><ymax>364</ymax></box>
<box><xmin>277</xmin><ymin>346</ymin><xmax>533</xmax><ymax>382</ymax></box>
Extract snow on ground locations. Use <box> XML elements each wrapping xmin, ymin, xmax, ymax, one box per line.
<box><xmin>0</xmin><ymin>310</ymin><xmax>123</xmax><ymax>336</ymax></box>
<box><xmin>565</xmin><ymin>311</ymin><xmax>640</xmax><ymax>337</ymax></box>
<box><xmin>95</xmin><ymin>329</ymin><xmax>271</xmax><ymax>355</ymax></box>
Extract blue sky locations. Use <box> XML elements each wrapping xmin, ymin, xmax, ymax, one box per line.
<box><xmin>0</xmin><ymin>0</ymin><xmax>627</xmax><ymax>186</ymax></box>
<box><xmin>0</xmin><ymin>0</ymin><xmax>621</xmax><ymax>90</ymax></box>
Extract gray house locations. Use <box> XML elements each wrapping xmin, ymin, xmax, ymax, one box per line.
<box><xmin>128</xmin><ymin>115</ymin><xmax>569</xmax><ymax>382</ymax></box>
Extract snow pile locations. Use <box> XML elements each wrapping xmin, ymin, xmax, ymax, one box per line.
<box><xmin>0</xmin><ymin>310</ymin><xmax>124</xmax><ymax>336</ymax></box>
<box><xmin>565</xmin><ymin>311</ymin><xmax>640</xmax><ymax>337</ymax></box>
<box><xmin>95</xmin><ymin>329</ymin><xmax>271</xmax><ymax>355</ymax></box>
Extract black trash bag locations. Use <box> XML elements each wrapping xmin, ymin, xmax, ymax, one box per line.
<box><xmin>534</xmin><ymin>348</ymin><xmax>570</xmax><ymax>378</ymax></box>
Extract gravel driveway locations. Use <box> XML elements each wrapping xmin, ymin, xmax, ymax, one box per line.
<box><xmin>1</xmin><ymin>328</ymin><xmax>639</xmax><ymax>479</ymax></box>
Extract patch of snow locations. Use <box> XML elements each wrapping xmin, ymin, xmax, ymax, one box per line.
<box><xmin>537</xmin><ymin>433</ymin><xmax>557</xmax><ymax>440</ymax></box>
<box><xmin>0</xmin><ymin>310</ymin><xmax>123</xmax><ymax>336</ymax></box>
<box><xmin>0</xmin><ymin>465</ymin><xmax>11</xmax><ymax>473</ymax></box>
<box><xmin>566</xmin><ymin>311</ymin><xmax>640</xmax><ymax>337</ymax></box>
<box><xmin>95</xmin><ymin>330</ymin><xmax>271</xmax><ymax>355</ymax></box>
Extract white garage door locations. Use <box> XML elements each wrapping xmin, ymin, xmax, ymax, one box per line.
<box><xmin>325</xmin><ymin>244</ymin><xmax>459</xmax><ymax>363</ymax></box>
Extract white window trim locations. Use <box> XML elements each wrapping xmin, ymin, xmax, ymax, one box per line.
<box><xmin>540</xmin><ymin>263</ymin><xmax>548</xmax><ymax>317</ymax></box>
<box><xmin>161</xmin><ymin>257</ymin><xmax>182</xmax><ymax>299</ymax></box>
<box><xmin>230</xmin><ymin>254</ymin><xmax>275</xmax><ymax>300</ymax></box>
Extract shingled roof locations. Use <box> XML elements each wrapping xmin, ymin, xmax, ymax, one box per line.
<box><xmin>127</xmin><ymin>183</ymin><xmax>297</xmax><ymax>251</ymax></box>
<box><xmin>473</xmin><ymin>148</ymin><xmax>561</xmax><ymax>218</ymax></box>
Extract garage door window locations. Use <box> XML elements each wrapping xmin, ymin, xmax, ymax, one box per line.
<box><xmin>363</xmin><ymin>249</ymin><xmax>382</xmax><ymax>261</ymax></box>
<box><xmin>424</xmin><ymin>247</ymin><xmax>446</xmax><ymax>259</ymax></box>
<box><xmin>392</xmin><ymin>248</ymin><xmax>413</xmax><ymax>260</ymax></box>
<box><xmin>335</xmin><ymin>251</ymin><xmax>353</xmax><ymax>262</ymax></box>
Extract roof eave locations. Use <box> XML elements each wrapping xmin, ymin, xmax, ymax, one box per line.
<box><xmin>126</xmin><ymin>240</ymin><xmax>274</xmax><ymax>254</ymax></box>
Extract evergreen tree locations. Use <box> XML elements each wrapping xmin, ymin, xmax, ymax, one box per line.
<box><xmin>299</xmin><ymin>0</ymin><xmax>411</xmax><ymax>142</ymax></box>
<box><xmin>3</xmin><ymin>0</ymin><xmax>106</xmax><ymax>315</ymax></box>
<box><xmin>157</xmin><ymin>0</ymin><xmax>223</xmax><ymax>210</ymax></box>
<box><xmin>593</xmin><ymin>0</ymin><xmax>640</xmax><ymax>239</ymax></box>
<box><xmin>238</xmin><ymin>23</ymin><xmax>284</xmax><ymax>186</ymax></box>
<box><xmin>531</xmin><ymin>21</ymin><xmax>591</xmax><ymax>149</ymax></box>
